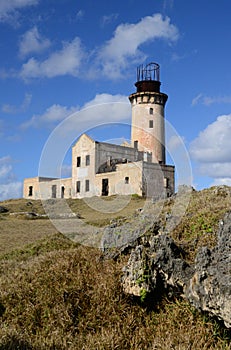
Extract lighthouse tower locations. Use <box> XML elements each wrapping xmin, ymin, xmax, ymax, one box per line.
<box><xmin>129</xmin><ymin>62</ymin><xmax>168</xmax><ymax>164</ymax></box>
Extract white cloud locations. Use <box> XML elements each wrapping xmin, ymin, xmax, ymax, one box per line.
<box><xmin>0</xmin><ymin>156</ymin><xmax>22</xmax><ymax>200</ymax></box>
<box><xmin>190</xmin><ymin>114</ymin><xmax>231</xmax><ymax>186</ymax></box>
<box><xmin>2</xmin><ymin>93</ymin><xmax>32</xmax><ymax>113</ymax></box>
<box><xmin>17</xmin><ymin>13</ymin><xmax>178</xmax><ymax>81</ymax></box>
<box><xmin>21</xmin><ymin>104</ymin><xmax>78</xmax><ymax>129</ymax></box>
<box><xmin>0</xmin><ymin>182</ymin><xmax>22</xmax><ymax>200</ymax></box>
<box><xmin>192</xmin><ymin>93</ymin><xmax>231</xmax><ymax>106</ymax></box>
<box><xmin>190</xmin><ymin>114</ymin><xmax>231</xmax><ymax>163</ymax></box>
<box><xmin>0</xmin><ymin>0</ymin><xmax>38</xmax><ymax>23</ymax></box>
<box><xmin>210</xmin><ymin>178</ymin><xmax>231</xmax><ymax>187</ymax></box>
<box><xmin>19</xmin><ymin>26</ymin><xmax>51</xmax><ymax>58</ymax></box>
<box><xmin>20</xmin><ymin>37</ymin><xmax>85</xmax><ymax>79</ymax></box>
<box><xmin>95</xmin><ymin>13</ymin><xmax>179</xmax><ymax>79</ymax></box>
<box><xmin>21</xmin><ymin>93</ymin><xmax>130</xmax><ymax>131</ymax></box>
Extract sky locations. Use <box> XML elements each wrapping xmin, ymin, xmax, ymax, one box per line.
<box><xmin>0</xmin><ymin>0</ymin><xmax>231</xmax><ymax>200</ymax></box>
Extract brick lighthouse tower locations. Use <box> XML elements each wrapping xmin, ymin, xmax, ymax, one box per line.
<box><xmin>129</xmin><ymin>62</ymin><xmax>168</xmax><ymax>164</ymax></box>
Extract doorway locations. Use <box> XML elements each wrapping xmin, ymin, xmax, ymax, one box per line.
<box><xmin>61</xmin><ymin>186</ymin><xmax>65</xmax><ymax>198</ymax></box>
<box><xmin>52</xmin><ymin>185</ymin><xmax>57</xmax><ymax>198</ymax></box>
<box><xmin>102</xmin><ymin>178</ymin><xmax>109</xmax><ymax>196</ymax></box>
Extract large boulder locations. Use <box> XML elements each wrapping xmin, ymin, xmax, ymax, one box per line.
<box><xmin>186</xmin><ymin>212</ymin><xmax>231</xmax><ymax>328</ymax></box>
<box><xmin>121</xmin><ymin>211</ymin><xmax>231</xmax><ymax>328</ymax></box>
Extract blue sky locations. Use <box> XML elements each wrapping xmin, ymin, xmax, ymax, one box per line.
<box><xmin>0</xmin><ymin>0</ymin><xmax>231</xmax><ymax>200</ymax></box>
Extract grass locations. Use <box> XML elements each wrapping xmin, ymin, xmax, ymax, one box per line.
<box><xmin>0</xmin><ymin>187</ymin><xmax>230</xmax><ymax>349</ymax></box>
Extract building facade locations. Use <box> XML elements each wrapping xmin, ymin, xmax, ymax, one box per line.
<box><xmin>23</xmin><ymin>62</ymin><xmax>175</xmax><ymax>200</ymax></box>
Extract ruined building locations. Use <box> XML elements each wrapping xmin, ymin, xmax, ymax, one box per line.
<box><xmin>23</xmin><ymin>63</ymin><xmax>175</xmax><ymax>200</ymax></box>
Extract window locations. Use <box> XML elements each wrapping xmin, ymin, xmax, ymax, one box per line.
<box><xmin>149</xmin><ymin>120</ymin><xmax>153</xmax><ymax>128</ymax></box>
<box><xmin>28</xmin><ymin>186</ymin><xmax>33</xmax><ymax>196</ymax></box>
<box><xmin>149</xmin><ymin>108</ymin><xmax>153</xmax><ymax>115</ymax></box>
<box><xmin>76</xmin><ymin>181</ymin><xmax>81</xmax><ymax>193</ymax></box>
<box><xmin>77</xmin><ymin>156</ymin><xmax>81</xmax><ymax>167</ymax></box>
<box><xmin>125</xmin><ymin>177</ymin><xmax>129</xmax><ymax>184</ymax></box>
<box><xmin>85</xmin><ymin>179</ymin><xmax>90</xmax><ymax>192</ymax></box>
<box><xmin>86</xmin><ymin>155</ymin><xmax>90</xmax><ymax>166</ymax></box>
<box><xmin>52</xmin><ymin>185</ymin><xmax>57</xmax><ymax>198</ymax></box>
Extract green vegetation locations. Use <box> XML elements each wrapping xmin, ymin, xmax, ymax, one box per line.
<box><xmin>0</xmin><ymin>187</ymin><xmax>230</xmax><ymax>349</ymax></box>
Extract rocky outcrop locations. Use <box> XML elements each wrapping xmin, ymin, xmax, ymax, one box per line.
<box><xmin>187</xmin><ymin>212</ymin><xmax>231</xmax><ymax>328</ymax></box>
<box><xmin>121</xmin><ymin>211</ymin><xmax>231</xmax><ymax>328</ymax></box>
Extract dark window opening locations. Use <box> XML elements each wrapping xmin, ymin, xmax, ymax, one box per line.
<box><xmin>150</xmin><ymin>108</ymin><xmax>153</xmax><ymax>115</ymax></box>
<box><xmin>125</xmin><ymin>176</ymin><xmax>129</xmax><ymax>184</ymax></box>
<box><xmin>77</xmin><ymin>156</ymin><xmax>81</xmax><ymax>167</ymax></box>
<box><xmin>28</xmin><ymin>186</ymin><xmax>33</xmax><ymax>196</ymax></box>
<box><xmin>134</xmin><ymin>140</ymin><xmax>138</xmax><ymax>149</ymax></box>
<box><xmin>61</xmin><ymin>186</ymin><xmax>65</xmax><ymax>198</ymax></box>
<box><xmin>52</xmin><ymin>185</ymin><xmax>57</xmax><ymax>198</ymax></box>
<box><xmin>86</xmin><ymin>155</ymin><xmax>90</xmax><ymax>166</ymax></box>
<box><xmin>102</xmin><ymin>178</ymin><xmax>109</xmax><ymax>196</ymax></box>
<box><xmin>85</xmin><ymin>179</ymin><xmax>90</xmax><ymax>192</ymax></box>
<box><xmin>76</xmin><ymin>181</ymin><xmax>81</xmax><ymax>193</ymax></box>
<box><xmin>149</xmin><ymin>120</ymin><xmax>154</xmax><ymax>128</ymax></box>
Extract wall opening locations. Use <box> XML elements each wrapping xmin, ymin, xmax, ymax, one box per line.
<box><xmin>85</xmin><ymin>179</ymin><xmax>90</xmax><ymax>192</ymax></box>
<box><xmin>86</xmin><ymin>155</ymin><xmax>90</xmax><ymax>166</ymax></box>
<box><xmin>77</xmin><ymin>156</ymin><xmax>81</xmax><ymax>167</ymax></box>
<box><xmin>149</xmin><ymin>120</ymin><xmax>153</xmax><ymax>128</ymax></box>
<box><xmin>150</xmin><ymin>107</ymin><xmax>153</xmax><ymax>115</ymax></box>
<box><xmin>76</xmin><ymin>181</ymin><xmax>81</xmax><ymax>193</ymax></box>
<box><xmin>102</xmin><ymin>178</ymin><xmax>109</xmax><ymax>196</ymax></box>
<box><xmin>28</xmin><ymin>186</ymin><xmax>33</xmax><ymax>196</ymax></box>
<box><xmin>52</xmin><ymin>185</ymin><xmax>57</xmax><ymax>198</ymax></box>
<box><xmin>61</xmin><ymin>186</ymin><xmax>65</xmax><ymax>198</ymax></box>
<box><xmin>125</xmin><ymin>176</ymin><xmax>129</xmax><ymax>184</ymax></box>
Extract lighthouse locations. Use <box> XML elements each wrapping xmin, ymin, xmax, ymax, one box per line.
<box><xmin>129</xmin><ymin>62</ymin><xmax>168</xmax><ymax>164</ymax></box>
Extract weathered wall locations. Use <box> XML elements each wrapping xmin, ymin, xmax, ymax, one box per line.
<box><xmin>23</xmin><ymin>177</ymin><xmax>72</xmax><ymax>200</ymax></box>
<box><xmin>143</xmin><ymin>162</ymin><xmax>175</xmax><ymax>198</ymax></box>
<box><xmin>94</xmin><ymin>141</ymin><xmax>144</xmax><ymax>173</ymax></box>
<box><xmin>94</xmin><ymin>161</ymin><xmax>143</xmax><ymax>197</ymax></box>
<box><xmin>71</xmin><ymin>134</ymin><xmax>96</xmax><ymax>198</ymax></box>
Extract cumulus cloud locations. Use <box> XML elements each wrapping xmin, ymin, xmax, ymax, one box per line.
<box><xmin>0</xmin><ymin>0</ymin><xmax>38</xmax><ymax>23</ymax></box>
<box><xmin>0</xmin><ymin>156</ymin><xmax>22</xmax><ymax>200</ymax></box>
<box><xmin>19</xmin><ymin>26</ymin><xmax>51</xmax><ymax>58</ymax></box>
<box><xmin>20</xmin><ymin>37</ymin><xmax>85</xmax><ymax>79</ymax></box>
<box><xmin>190</xmin><ymin>114</ymin><xmax>231</xmax><ymax>163</ymax></box>
<box><xmin>21</xmin><ymin>93</ymin><xmax>129</xmax><ymax>130</ymax></box>
<box><xmin>94</xmin><ymin>13</ymin><xmax>179</xmax><ymax>79</ymax></box>
<box><xmin>17</xmin><ymin>13</ymin><xmax>178</xmax><ymax>80</ymax></box>
<box><xmin>190</xmin><ymin>114</ymin><xmax>231</xmax><ymax>186</ymax></box>
<box><xmin>21</xmin><ymin>104</ymin><xmax>78</xmax><ymax>129</ymax></box>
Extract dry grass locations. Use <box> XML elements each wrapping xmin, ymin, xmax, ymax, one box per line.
<box><xmin>0</xmin><ymin>188</ymin><xmax>230</xmax><ymax>349</ymax></box>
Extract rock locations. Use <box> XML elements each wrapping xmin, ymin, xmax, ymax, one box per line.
<box><xmin>121</xmin><ymin>211</ymin><xmax>231</xmax><ymax>328</ymax></box>
<box><xmin>0</xmin><ymin>206</ymin><xmax>9</xmax><ymax>213</ymax></box>
<box><xmin>122</xmin><ymin>233</ymin><xmax>193</xmax><ymax>299</ymax></box>
<box><xmin>186</xmin><ymin>211</ymin><xmax>231</xmax><ymax>328</ymax></box>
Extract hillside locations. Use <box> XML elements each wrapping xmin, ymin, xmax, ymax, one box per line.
<box><xmin>0</xmin><ymin>187</ymin><xmax>230</xmax><ymax>349</ymax></box>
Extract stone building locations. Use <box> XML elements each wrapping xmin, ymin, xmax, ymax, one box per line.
<box><xmin>23</xmin><ymin>62</ymin><xmax>175</xmax><ymax>200</ymax></box>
